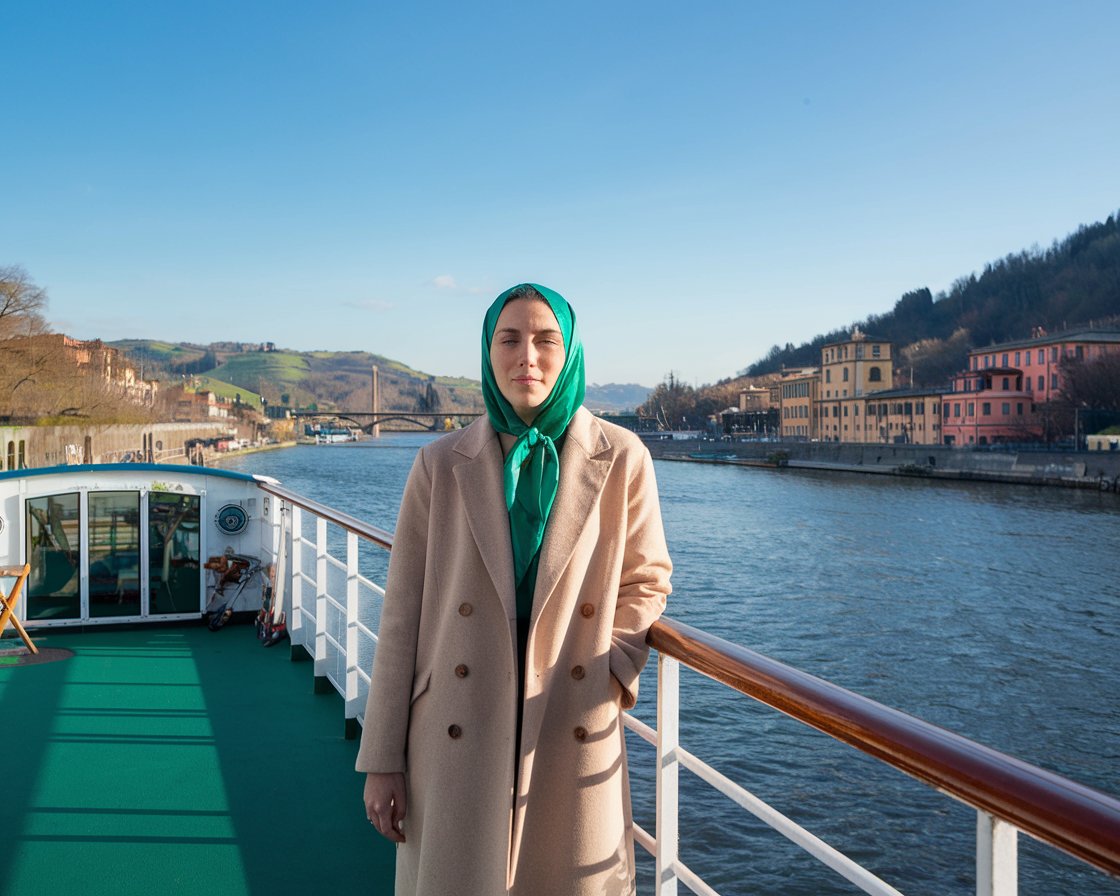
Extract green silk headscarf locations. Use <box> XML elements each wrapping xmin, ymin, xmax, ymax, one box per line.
<box><xmin>481</xmin><ymin>283</ymin><xmax>586</xmax><ymax>592</ymax></box>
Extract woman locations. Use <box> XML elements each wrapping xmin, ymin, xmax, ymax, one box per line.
<box><xmin>358</xmin><ymin>283</ymin><xmax>672</xmax><ymax>896</ymax></box>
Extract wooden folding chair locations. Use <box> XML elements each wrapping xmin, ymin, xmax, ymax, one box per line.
<box><xmin>0</xmin><ymin>564</ymin><xmax>38</xmax><ymax>655</ymax></box>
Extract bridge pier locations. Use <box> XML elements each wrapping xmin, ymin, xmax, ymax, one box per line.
<box><xmin>371</xmin><ymin>365</ymin><xmax>380</xmax><ymax>439</ymax></box>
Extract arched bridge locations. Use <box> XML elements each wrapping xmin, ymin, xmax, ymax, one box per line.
<box><xmin>292</xmin><ymin>410</ymin><xmax>483</xmax><ymax>434</ymax></box>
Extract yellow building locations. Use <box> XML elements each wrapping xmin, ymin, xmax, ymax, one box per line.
<box><xmin>818</xmin><ymin>329</ymin><xmax>893</xmax><ymax>442</ymax></box>
<box><xmin>864</xmin><ymin>388</ymin><xmax>943</xmax><ymax>444</ymax></box>
<box><xmin>779</xmin><ymin>368</ymin><xmax>819</xmax><ymax>440</ymax></box>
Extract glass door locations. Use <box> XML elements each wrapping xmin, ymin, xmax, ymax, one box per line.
<box><xmin>88</xmin><ymin>491</ymin><xmax>142</xmax><ymax>619</ymax></box>
<box><xmin>148</xmin><ymin>492</ymin><xmax>202</xmax><ymax>616</ymax></box>
<box><xmin>25</xmin><ymin>492</ymin><xmax>81</xmax><ymax>621</ymax></box>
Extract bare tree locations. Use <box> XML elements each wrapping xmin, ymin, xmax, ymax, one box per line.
<box><xmin>0</xmin><ymin>265</ymin><xmax>49</xmax><ymax>339</ymax></box>
<box><xmin>1061</xmin><ymin>351</ymin><xmax>1120</xmax><ymax>411</ymax></box>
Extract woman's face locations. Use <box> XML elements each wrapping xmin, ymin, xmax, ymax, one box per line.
<box><xmin>489</xmin><ymin>298</ymin><xmax>566</xmax><ymax>425</ymax></box>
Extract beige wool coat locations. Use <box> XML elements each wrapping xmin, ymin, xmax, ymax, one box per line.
<box><xmin>356</xmin><ymin>408</ymin><xmax>672</xmax><ymax>896</ymax></box>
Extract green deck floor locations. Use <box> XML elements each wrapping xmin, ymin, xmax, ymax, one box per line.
<box><xmin>0</xmin><ymin>625</ymin><xmax>395</xmax><ymax>896</ymax></box>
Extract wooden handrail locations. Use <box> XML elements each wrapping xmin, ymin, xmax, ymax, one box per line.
<box><xmin>647</xmin><ymin>615</ymin><xmax>1120</xmax><ymax>878</ymax></box>
<box><xmin>255</xmin><ymin>481</ymin><xmax>1120</xmax><ymax>880</ymax></box>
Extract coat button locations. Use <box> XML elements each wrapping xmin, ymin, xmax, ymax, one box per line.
<box><xmin>571</xmin><ymin>665</ymin><xmax>585</xmax><ymax>680</ymax></box>
<box><xmin>448</xmin><ymin>724</ymin><xmax>462</xmax><ymax>739</ymax></box>
<box><xmin>455</xmin><ymin>664</ymin><xmax>469</xmax><ymax>678</ymax></box>
<box><xmin>580</xmin><ymin>603</ymin><xmax>595</xmax><ymax>618</ymax></box>
<box><xmin>458</xmin><ymin>603</ymin><xmax>473</xmax><ymax>616</ymax></box>
<box><xmin>573</xmin><ymin>726</ymin><xmax>588</xmax><ymax>741</ymax></box>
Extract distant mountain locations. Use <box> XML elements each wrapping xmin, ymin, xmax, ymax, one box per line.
<box><xmin>744</xmin><ymin>212</ymin><xmax>1120</xmax><ymax>387</ymax></box>
<box><xmin>584</xmin><ymin>383</ymin><xmax>653</xmax><ymax>412</ymax></box>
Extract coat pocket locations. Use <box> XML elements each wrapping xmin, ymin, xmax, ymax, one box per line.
<box><xmin>410</xmin><ymin>670</ymin><xmax>431</xmax><ymax>706</ymax></box>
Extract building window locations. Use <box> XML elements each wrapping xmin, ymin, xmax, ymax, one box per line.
<box><xmin>1038</xmin><ymin>375</ymin><xmax>1044</xmax><ymax>391</ymax></box>
<box><xmin>982</xmin><ymin>402</ymin><xmax>991</xmax><ymax>416</ymax></box>
<box><xmin>1002</xmin><ymin>377</ymin><xmax>1009</xmax><ymax>390</ymax></box>
<box><xmin>1002</xmin><ymin>402</ymin><xmax>1010</xmax><ymax>415</ymax></box>
<box><xmin>843</xmin><ymin>368</ymin><xmax>849</xmax><ymax>382</ymax></box>
<box><xmin>968</xmin><ymin>402</ymin><xmax>975</xmax><ymax>416</ymax></box>
<box><xmin>1051</xmin><ymin>347</ymin><xmax>1058</xmax><ymax>361</ymax></box>
<box><xmin>872</xmin><ymin>345</ymin><xmax>881</xmax><ymax>357</ymax></box>
<box><xmin>1038</xmin><ymin>349</ymin><xmax>1044</xmax><ymax>364</ymax></box>
<box><xmin>1002</xmin><ymin>353</ymin><xmax>1008</xmax><ymax>366</ymax></box>
<box><xmin>869</xmin><ymin>367</ymin><xmax>882</xmax><ymax>382</ymax></box>
<box><xmin>826</xmin><ymin>370</ymin><xmax>831</xmax><ymax>383</ymax></box>
<box><xmin>1051</xmin><ymin>373</ymin><xmax>1058</xmax><ymax>389</ymax></box>
<box><xmin>1015</xmin><ymin>351</ymin><xmax>1021</xmax><ymax>365</ymax></box>
<box><xmin>954</xmin><ymin>403</ymin><xmax>961</xmax><ymax>417</ymax></box>
<box><xmin>1017</xmin><ymin>403</ymin><xmax>1023</xmax><ymax>415</ymax></box>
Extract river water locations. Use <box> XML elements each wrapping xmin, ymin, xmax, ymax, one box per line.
<box><xmin>223</xmin><ymin>436</ymin><xmax>1120</xmax><ymax>895</ymax></box>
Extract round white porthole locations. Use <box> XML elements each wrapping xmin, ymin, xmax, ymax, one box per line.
<box><xmin>215</xmin><ymin>503</ymin><xmax>249</xmax><ymax>534</ymax></box>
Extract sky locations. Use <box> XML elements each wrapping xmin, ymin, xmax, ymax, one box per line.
<box><xmin>3</xmin><ymin>1</ymin><xmax>1119</xmax><ymax>388</ymax></box>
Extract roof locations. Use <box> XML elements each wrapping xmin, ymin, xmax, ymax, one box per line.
<box><xmin>975</xmin><ymin>329</ymin><xmax>1120</xmax><ymax>353</ymax></box>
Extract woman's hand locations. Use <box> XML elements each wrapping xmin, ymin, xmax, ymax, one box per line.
<box><xmin>364</xmin><ymin>772</ymin><xmax>407</xmax><ymax>843</ymax></box>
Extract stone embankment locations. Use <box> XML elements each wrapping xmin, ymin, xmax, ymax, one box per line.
<box><xmin>644</xmin><ymin>437</ymin><xmax>1120</xmax><ymax>493</ymax></box>
<box><xmin>0</xmin><ymin>421</ymin><xmax>259</xmax><ymax>471</ymax></box>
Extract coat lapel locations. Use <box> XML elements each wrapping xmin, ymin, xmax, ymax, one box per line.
<box><xmin>531</xmin><ymin>408</ymin><xmax>613</xmax><ymax>624</ymax></box>
<box><xmin>453</xmin><ymin>418</ymin><xmax>517</xmax><ymax>618</ymax></box>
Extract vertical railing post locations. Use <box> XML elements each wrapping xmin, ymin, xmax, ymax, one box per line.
<box><xmin>290</xmin><ymin>505</ymin><xmax>304</xmax><ymax>644</ymax></box>
<box><xmin>344</xmin><ymin>530</ymin><xmax>360</xmax><ymax>733</ymax></box>
<box><xmin>977</xmin><ymin>811</ymin><xmax>1018</xmax><ymax>896</ymax></box>
<box><xmin>655</xmin><ymin>653</ymin><xmax>680</xmax><ymax>896</ymax></box>
<box><xmin>314</xmin><ymin>516</ymin><xmax>328</xmax><ymax>681</ymax></box>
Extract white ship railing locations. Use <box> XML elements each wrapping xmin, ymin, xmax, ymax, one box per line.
<box><xmin>258</xmin><ymin>480</ymin><xmax>1120</xmax><ymax>896</ymax></box>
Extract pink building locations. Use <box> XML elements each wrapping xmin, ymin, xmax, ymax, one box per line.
<box><xmin>941</xmin><ymin>329</ymin><xmax>1120</xmax><ymax>446</ymax></box>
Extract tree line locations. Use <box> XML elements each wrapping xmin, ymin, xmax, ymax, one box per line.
<box><xmin>744</xmin><ymin>212</ymin><xmax>1120</xmax><ymax>387</ymax></box>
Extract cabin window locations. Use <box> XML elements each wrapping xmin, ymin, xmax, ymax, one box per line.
<box><xmin>148</xmin><ymin>492</ymin><xmax>202</xmax><ymax>615</ymax></box>
<box><xmin>25</xmin><ymin>493</ymin><xmax>82</xmax><ymax>621</ymax></box>
<box><xmin>88</xmin><ymin>492</ymin><xmax>142</xmax><ymax>619</ymax></box>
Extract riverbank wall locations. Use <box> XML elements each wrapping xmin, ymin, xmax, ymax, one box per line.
<box><xmin>0</xmin><ymin>421</ymin><xmax>258</xmax><ymax>471</ymax></box>
<box><xmin>644</xmin><ymin>438</ymin><xmax>1120</xmax><ymax>492</ymax></box>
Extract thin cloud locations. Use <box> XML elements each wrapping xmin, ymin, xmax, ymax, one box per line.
<box><xmin>433</xmin><ymin>274</ymin><xmax>486</xmax><ymax>295</ymax></box>
<box><xmin>343</xmin><ymin>297</ymin><xmax>394</xmax><ymax>312</ymax></box>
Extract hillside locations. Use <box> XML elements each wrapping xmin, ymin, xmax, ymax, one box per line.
<box><xmin>745</xmin><ymin>212</ymin><xmax>1120</xmax><ymax>386</ymax></box>
<box><xmin>110</xmin><ymin>340</ymin><xmax>653</xmax><ymax>414</ymax></box>
<box><xmin>110</xmin><ymin>341</ymin><xmax>485</xmax><ymax>414</ymax></box>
